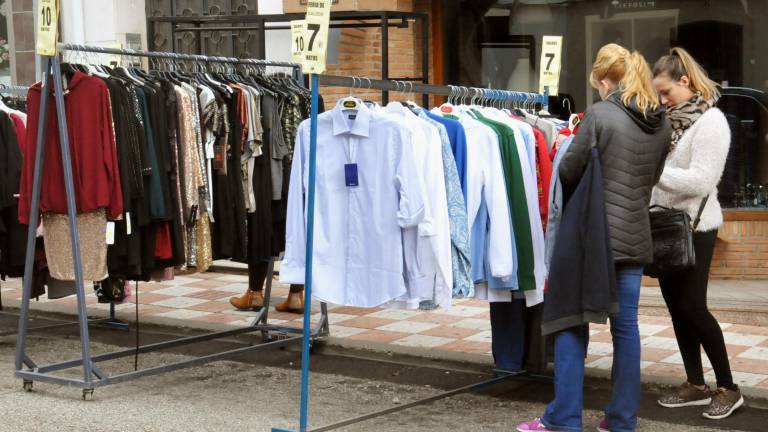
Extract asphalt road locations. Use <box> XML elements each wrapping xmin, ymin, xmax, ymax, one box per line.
<box><xmin>0</xmin><ymin>312</ymin><xmax>764</xmax><ymax>431</ymax></box>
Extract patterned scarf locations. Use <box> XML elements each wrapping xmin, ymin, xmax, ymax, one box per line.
<box><xmin>667</xmin><ymin>93</ymin><xmax>717</xmax><ymax>149</ymax></box>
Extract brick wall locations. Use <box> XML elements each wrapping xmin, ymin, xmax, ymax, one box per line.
<box><xmin>711</xmin><ymin>220</ymin><xmax>768</xmax><ymax>280</ymax></box>
<box><xmin>643</xmin><ymin>219</ymin><xmax>768</xmax><ymax>287</ymax></box>
<box><xmin>322</xmin><ymin>0</ymin><xmax>434</xmax><ymax>109</ymax></box>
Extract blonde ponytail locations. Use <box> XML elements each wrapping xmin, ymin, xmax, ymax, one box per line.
<box><xmin>653</xmin><ymin>47</ymin><xmax>720</xmax><ymax>101</ymax></box>
<box><xmin>591</xmin><ymin>43</ymin><xmax>660</xmax><ymax>114</ymax></box>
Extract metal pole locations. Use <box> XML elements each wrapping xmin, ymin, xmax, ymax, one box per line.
<box><xmin>15</xmin><ymin>56</ymin><xmax>52</xmax><ymax>371</ymax></box>
<box><xmin>421</xmin><ymin>13</ymin><xmax>430</xmax><ymax>108</ymax></box>
<box><xmin>51</xmin><ymin>56</ymin><xmax>94</xmax><ymax>384</ymax></box>
<box><xmin>381</xmin><ymin>12</ymin><xmax>389</xmax><ymax>105</ymax></box>
<box><xmin>299</xmin><ymin>73</ymin><xmax>321</xmax><ymax>432</ymax></box>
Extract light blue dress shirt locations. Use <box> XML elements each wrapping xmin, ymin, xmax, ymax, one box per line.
<box><xmin>281</xmin><ymin>101</ymin><xmax>427</xmax><ymax>307</ymax></box>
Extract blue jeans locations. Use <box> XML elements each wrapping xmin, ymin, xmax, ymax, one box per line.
<box><xmin>542</xmin><ymin>266</ymin><xmax>643</xmax><ymax>432</ymax></box>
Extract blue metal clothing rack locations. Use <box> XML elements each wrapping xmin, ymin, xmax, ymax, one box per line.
<box><xmin>14</xmin><ymin>44</ymin><xmax>329</xmax><ymax>399</ymax></box>
<box><xmin>274</xmin><ymin>74</ymin><xmax>549</xmax><ymax>432</ymax></box>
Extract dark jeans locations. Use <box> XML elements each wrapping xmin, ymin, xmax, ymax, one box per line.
<box><xmin>249</xmin><ymin>261</ymin><xmax>303</xmax><ymax>294</ymax></box>
<box><xmin>490</xmin><ymin>300</ymin><xmax>527</xmax><ymax>371</ymax></box>
<box><xmin>659</xmin><ymin>230</ymin><xmax>734</xmax><ymax>389</ymax></box>
<box><xmin>542</xmin><ymin>266</ymin><xmax>644</xmax><ymax>432</ymax></box>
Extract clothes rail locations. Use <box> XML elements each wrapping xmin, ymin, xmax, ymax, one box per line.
<box><xmin>0</xmin><ymin>84</ymin><xmax>30</xmax><ymax>95</ymax></box>
<box><xmin>58</xmin><ymin>43</ymin><xmax>300</xmax><ymax>68</ymax></box>
<box><xmin>274</xmin><ymin>74</ymin><xmax>549</xmax><ymax>432</ymax></box>
<box><xmin>58</xmin><ymin>43</ymin><xmax>305</xmax><ymax>83</ymax></box>
<box><xmin>317</xmin><ymin>74</ymin><xmax>550</xmax><ymax>111</ymax></box>
<box><xmin>14</xmin><ymin>47</ymin><xmax>326</xmax><ymax>400</ymax></box>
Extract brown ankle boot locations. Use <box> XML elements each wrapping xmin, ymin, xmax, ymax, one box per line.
<box><xmin>229</xmin><ymin>289</ymin><xmax>264</xmax><ymax>310</ymax></box>
<box><xmin>275</xmin><ymin>292</ymin><xmax>304</xmax><ymax>314</ymax></box>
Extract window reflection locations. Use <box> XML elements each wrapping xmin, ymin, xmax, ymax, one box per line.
<box><xmin>445</xmin><ymin>0</ymin><xmax>768</xmax><ymax>209</ymax></box>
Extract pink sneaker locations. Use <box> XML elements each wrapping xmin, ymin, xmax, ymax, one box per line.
<box><xmin>517</xmin><ymin>418</ymin><xmax>553</xmax><ymax>431</ymax></box>
<box><xmin>596</xmin><ymin>419</ymin><xmax>609</xmax><ymax>431</ymax></box>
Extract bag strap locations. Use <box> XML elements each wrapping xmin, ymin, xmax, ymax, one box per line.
<box><xmin>692</xmin><ymin>195</ymin><xmax>710</xmax><ymax>230</ymax></box>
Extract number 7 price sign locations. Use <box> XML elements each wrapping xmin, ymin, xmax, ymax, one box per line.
<box><xmin>302</xmin><ymin>0</ymin><xmax>333</xmax><ymax>74</ymax></box>
<box><xmin>539</xmin><ymin>35</ymin><xmax>563</xmax><ymax>95</ymax></box>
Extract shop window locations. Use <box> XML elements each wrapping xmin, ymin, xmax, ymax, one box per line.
<box><xmin>718</xmin><ymin>89</ymin><xmax>768</xmax><ymax>209</ymax></box>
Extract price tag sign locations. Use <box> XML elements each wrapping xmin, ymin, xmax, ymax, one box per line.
<box><xmin>303</xmin><ymin>0</ymin><xmax>333</xmax><ymax>74</ymax></box>
<box><xmin>291</xmin><ymin>20</ymin><xmax>307</xmax><ymax>65</ymax></box>
<box><xmin>539</xmin><ymin>35</ymin><xmax>563</xmax><ymax>95</ymax></box>
<box><xmin>36</xmin><ymin>0</ymin><xmax>59</xmax><ymax>56</ymax></box>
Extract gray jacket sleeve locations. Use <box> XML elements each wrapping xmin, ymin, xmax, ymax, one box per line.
<box><xmin>559</xmin><ymin>108</ymin><xmax>598</xmax><ymax>190</ymax></box>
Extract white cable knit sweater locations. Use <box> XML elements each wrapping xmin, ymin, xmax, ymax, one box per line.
<box><xmin>651</xmin><ymin>107</ymin><xmax>731</xmax><ymax>232</ymax></box>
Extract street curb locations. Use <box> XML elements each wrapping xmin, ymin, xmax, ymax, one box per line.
<box><xmin>4</xmin><ymin>298</ymin><xmax>768</xmax><ymax>403</ymax></box>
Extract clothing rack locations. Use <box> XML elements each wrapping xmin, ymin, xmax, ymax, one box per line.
<box><xmin>274</xmin><ymin>75</ymin><xmax>548</xmax><ymax>432</ymax></box>
<box><xmin>0</xmin><ymin>83</ymin><xmax>126</xmax><ymax>335</ymax></box>
<box><xmin>0</xmin><ymin>84</ymin><xmax>31</xmax><ymax>95</ymax></box>
<box><xmin>14</xmin><ymin>44</ymin><xmax>328</xmax><ymax>399</ymax></box>
<box><xmin>318</xmin><ymin>75</ymin><xmax>550</xmax><ymax>111</ymax></box>
<box><xmin>58</xmin><ymin>43</ymin><xmax>305</xmax><ymax>83</ymax></box>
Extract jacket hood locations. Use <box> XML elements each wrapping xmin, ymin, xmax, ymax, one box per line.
<box><xmin>607</xmin><ymin>92</ymin><xmax>666</xmax><ymax>134</ymax></box>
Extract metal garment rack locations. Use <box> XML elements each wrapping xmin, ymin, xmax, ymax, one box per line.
<box><xmin>274</xmin><ymin>74</ymin><xmax>548</xmax><ymax>432</ymax></box>
<box><xmin>146</xmin><ymin>11</ymin><xmax>430</xmax><ymax>106</ymax></box>
<box><xmin>14</xmin><ymin>44</ymin><xmax>328</xmax><ymax>399</ymax></box>
<box><xmin>0</xmin><ymin>84</ymin><xmax>126</xmax><ymax>335</ymax></box>
<box><xmin>0</xmin><ymin>84</ymin><xmax>31</xmax><ymax>95</ymax></box>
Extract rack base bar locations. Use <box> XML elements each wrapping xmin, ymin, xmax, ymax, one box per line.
<box><xmin>16</xmin><ymin>332</ymin><xmax>312</xmax><ymax>390</ymax></box>
<box><xmin>0</xmin><ymin>317</ymin><xmax>116</xmax><ymax>338</ymax></box>
<box><xmin>307</xmin><ymin>372</ymin><xmax>524</xmax><ymax>432</ymax></box>
<box><xmin>17</xmin><ymin>371</ymin><xmax>88</xmax><ymax>388</ymax></box>
<box><xmin>34</xmin><ymin>309</ymin><xmax>273</xmax><ymax>373</ymax></box>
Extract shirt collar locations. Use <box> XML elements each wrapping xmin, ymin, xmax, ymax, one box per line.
<box><xmin>332</xmin><ymin>100</ymin><xmax>372</xmax><ymax>137</ymax></box>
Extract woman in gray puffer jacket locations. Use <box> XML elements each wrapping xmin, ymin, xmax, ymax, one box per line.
<box><xmin>518</xmin><ymin>43</ymin><xmax>670</xmax><ymax>432</ymax></box>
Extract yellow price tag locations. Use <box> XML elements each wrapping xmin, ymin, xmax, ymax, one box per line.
<box><xmin>291</xmin><ymin>20</ymin><xmax>307</xmax><ymax>65</ymax></box>
<box><xmin>539</xmin><ymin>35</ymin><xmax>563</xmax><ymax>95</ymax></box>
<box><xmin>303</xmin><ymin>0</ymin><xmax>333</xmax><ymax>74</ymax></box>
<box><xmin>36</xmin><ymin>0</ymin><xmax>59</xmax><ymax>56</ymax></box>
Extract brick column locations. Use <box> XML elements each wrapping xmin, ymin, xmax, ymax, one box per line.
<box><xmin>323</xmin><ymin>0</ymin><xmax>434</xmax><ymax>109</ymax></box>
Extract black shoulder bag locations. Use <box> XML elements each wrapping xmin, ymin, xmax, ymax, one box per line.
<box><xmin>644</xmin><ymin>196</ymin><xmax>709</xmax><ymax>278</ymax></box>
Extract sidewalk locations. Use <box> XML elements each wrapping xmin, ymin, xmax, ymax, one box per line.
<box><xmin>2</xmin><ymin>270</ymin><xmax>768</xmax><ymax>398</ymax></box>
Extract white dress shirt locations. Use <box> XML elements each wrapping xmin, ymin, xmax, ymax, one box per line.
<box><xmin>460</xmin><ymin>114</ymin><xmax>515</xmax><ymax>280</ymax></box>
<box><xmin>281</xmin><ymin>101</ymin><xmax>427</xmax><ymax>307</ymax></box>
<box><xmin>382</xmin><ymin>102</ymin><xmax>453</xmax><ymax>309</ymax></box>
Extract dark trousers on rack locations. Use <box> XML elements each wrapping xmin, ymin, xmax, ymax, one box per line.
<box><xmin>249</xmin><ymin>260</ymin><xmax>303</xmax><ymax>294</ymax></box>
<box><xmin>490</xmin><ymin>299</ymin><xmax>527</xmax><ymax>371</ymax></box>
<box><xmin>659</xmin><ymin>230</ymin><xmax>735</xmax><ymax>389</ymax></box>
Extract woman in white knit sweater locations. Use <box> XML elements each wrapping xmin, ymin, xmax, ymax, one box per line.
<box><xmin>651</xmin><ymin>47</ymin><xmax>743</xmax><ymax>420</ymax></box>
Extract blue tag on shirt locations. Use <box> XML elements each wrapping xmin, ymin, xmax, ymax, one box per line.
<box><xmin>344</xmin><ymin>163</ymin><xmax>359</xmax><ymax>187</ymax></box>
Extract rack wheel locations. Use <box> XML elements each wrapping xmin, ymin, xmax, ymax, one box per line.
<box><xmin>82</xmin><ymin>389</ymin><xmax>94</xmax><ymax>401</ymax></box>
<box><xmin>22</xmin><ymin>380</ymin><xmax>33</xmax><ymax>392</ymax></box>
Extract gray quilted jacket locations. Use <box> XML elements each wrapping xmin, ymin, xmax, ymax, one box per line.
<box><xmin>559</xmin><ymin>93</ymin><xmax>671</xmax><ymax>265</ymax></box>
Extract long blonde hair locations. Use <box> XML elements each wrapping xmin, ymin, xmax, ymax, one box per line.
<box><xmin>653</xmin><ymin>47</ymin><xmax>720</xmax><ymax>101</ymax></box>
<box><xmin>590</xmin><ymin>43</ymin><xmax>660</xmax><ymax>114</ymax></box>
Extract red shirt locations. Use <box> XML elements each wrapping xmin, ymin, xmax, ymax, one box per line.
<box><xmin>19</xmin><ymin>72</ymin><xmax>122</xmax><ymax>224</ymax></box>
<box><xmin>532</xmin><ymin>127</ymin><xmax>552</xmax><ymax>231</ymax></box>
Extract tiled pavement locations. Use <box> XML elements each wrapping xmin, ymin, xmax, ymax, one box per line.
<box><xmin>3</xmin><ymin>271</ymin><xmax>768</xmax><ymax>395</ymax></box>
